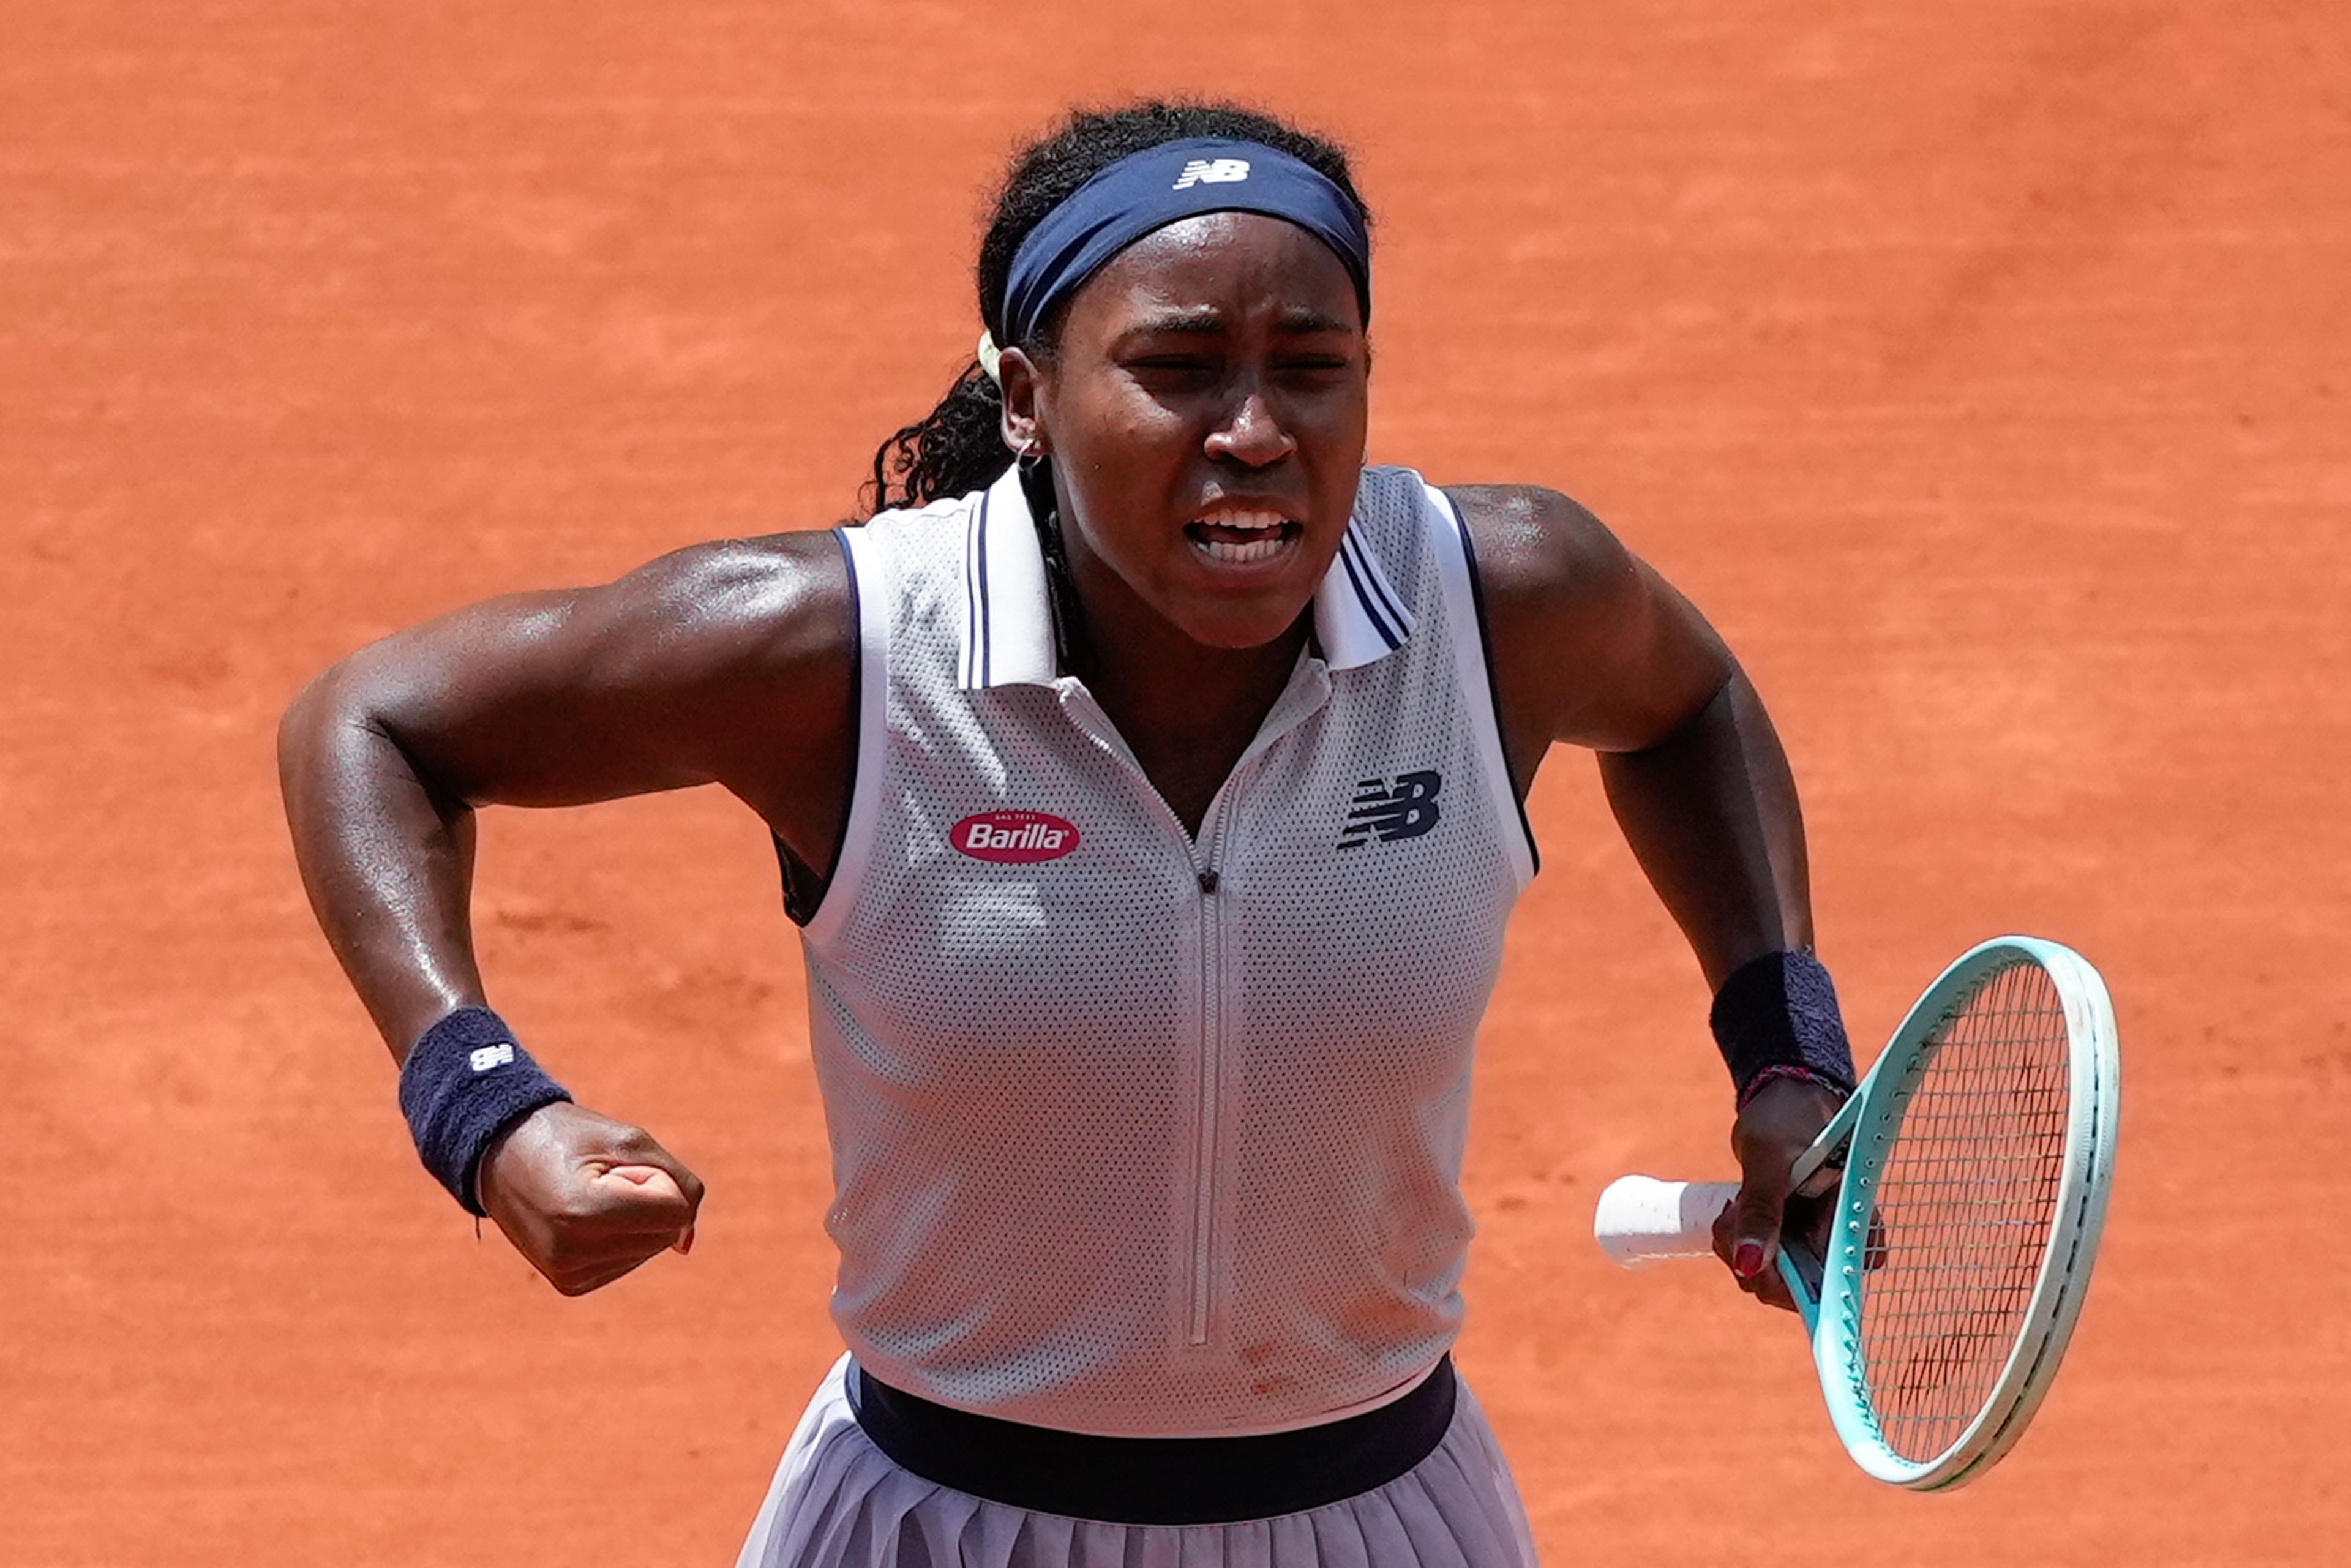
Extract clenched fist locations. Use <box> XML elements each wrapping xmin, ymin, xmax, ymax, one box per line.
<box><xmin>477</xmin><ymin>1101</ymin><xmax>704</xmax><ymax>1296</ymax></box>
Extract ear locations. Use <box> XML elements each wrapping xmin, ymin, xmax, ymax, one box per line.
<box><xmin>996</xmin><ymin>347</ymin><xmax>1049</xmax><ymax>457</ymax></box>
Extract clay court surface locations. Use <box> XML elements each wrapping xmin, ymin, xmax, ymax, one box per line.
<box><xmin>6</xmin><ymin>2</ymin><xmax>2347</xmax><ymax>1561</ymax></box>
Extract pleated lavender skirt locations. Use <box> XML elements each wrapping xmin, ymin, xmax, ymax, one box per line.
<box><xmin>734</xmin><ymin>1357</ymin><xmax>1541</xmax><ymax>1568</ymax></box>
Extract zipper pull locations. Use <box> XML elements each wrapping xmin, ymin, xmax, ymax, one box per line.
<box><xmin>1198</xmin><ymin>868</ymin><xmax>1220</xmax><ymax>895</ymax></box>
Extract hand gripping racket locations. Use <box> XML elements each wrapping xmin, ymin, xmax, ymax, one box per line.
<box><xmin>1592</xmin><ymin>937</ymin><xmax>2120</xmax><ymax>1489</ymax></box>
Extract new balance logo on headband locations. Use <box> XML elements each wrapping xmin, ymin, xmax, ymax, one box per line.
<box><xmin>1172</xmin><ymin>157</ymin><xmax>1251</xmax><ymax>190</ymax></box>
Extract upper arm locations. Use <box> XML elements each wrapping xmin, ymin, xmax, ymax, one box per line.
<box><xmin>1447</xmin><ymin>484</ymin><xmax>1734</xmax><ymax>785</ymax></box>
<box><xmin>293</xmin><ymin>528</ymin><xmax>855</xmax><ymax>867</ymax></box>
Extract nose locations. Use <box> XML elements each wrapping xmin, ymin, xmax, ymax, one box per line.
<box><xmin>1203</xmin><ymin>387</ymin><xmax>1297</xmax><ymax>470</ymax></box>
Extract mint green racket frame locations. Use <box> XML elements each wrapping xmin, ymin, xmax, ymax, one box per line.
<box><xmin>1773</xmin><ymin>936</ymin><xmax>2120</xmax><ymax>1489</ymax></box>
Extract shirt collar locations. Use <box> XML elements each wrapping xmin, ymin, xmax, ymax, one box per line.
<box><xmin>958</xmin><ymin>465</ymin><xmax>1414</xmax><ymax>692</ymax></box>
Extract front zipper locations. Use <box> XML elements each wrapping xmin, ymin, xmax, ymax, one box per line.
<box><xmin>1186</xmin><ymin>801</ymin><xmax>1235</xmax><ymax>1348</ymax></box>
<box><xmin>1188</xmin><ymin>854</ymin><xmax>1221</xmax><ymax>1346</ymax></box>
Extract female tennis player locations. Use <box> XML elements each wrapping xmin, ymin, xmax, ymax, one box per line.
<box><xmin>280</xmin><ymin>100</ymin><xmax>1856</xmax><ymax>1567</ymax></box>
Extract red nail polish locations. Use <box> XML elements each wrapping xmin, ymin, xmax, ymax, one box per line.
<box><xmin>1733</xmin><ymin>1241</ymin><xmax>1766</xmax><ymax>1278</ymax></box>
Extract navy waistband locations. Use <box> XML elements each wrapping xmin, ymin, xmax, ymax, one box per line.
<box><xmin>847</xmin><ymin>1358</ymin><xmax>1458</xmax><ymax>1526</ymax></box>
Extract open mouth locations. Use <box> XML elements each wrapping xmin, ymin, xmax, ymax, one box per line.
<box><xmin>1183</xmin><ymin>506</ymin><xmax>1303</xmax><ymax>566</ymax></box>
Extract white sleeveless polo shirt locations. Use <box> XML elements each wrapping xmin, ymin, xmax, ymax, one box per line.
<box><xmin>798</xmin><ymin>463</ymin><xmax>1537</xmax><ymax>1439</ymax></box>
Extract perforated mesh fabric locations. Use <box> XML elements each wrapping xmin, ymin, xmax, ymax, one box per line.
<box><xmin>798</xmin><ymin>468</ymin><xmax>1531</xmax><ymax>1438</ymax></box>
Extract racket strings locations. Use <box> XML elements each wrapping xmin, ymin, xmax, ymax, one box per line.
<box><xmin>1852</xmin><ymin>959</ymin><xmax>2072</xmax><ymax>1463</ymax></box>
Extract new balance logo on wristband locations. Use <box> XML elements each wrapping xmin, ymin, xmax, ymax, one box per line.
<box><xmin>469</xmin><ymin>1042</ymin><xmax>516</xmax><ymax>1072</ymax></box>
<box><xmin>1172</xmin><ymin>157</ymin><xmax>1250</xmax><ymax>190</ymax></box>
<box><xmin>1337</xmin><ymin>771</ymin><xmax>1442</xmax><ymax>850</ymax></box>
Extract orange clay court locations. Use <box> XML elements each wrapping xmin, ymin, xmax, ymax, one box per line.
<box><xmin>4</xmin><ymin>3</ymin><xmax>2346</xmax><ymax>1562</ymax></box>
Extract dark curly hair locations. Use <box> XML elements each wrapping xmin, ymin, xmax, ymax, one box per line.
<box><xmin>865</xmin><ymin>100</ymin><xmax>1372</xmax><ymax>516</ymax></box>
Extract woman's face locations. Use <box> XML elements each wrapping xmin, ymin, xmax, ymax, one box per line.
<box><xmin>1005</xmin><ymin>212</ymin><xmax>1370</xmax><ymax>652</ymax></box>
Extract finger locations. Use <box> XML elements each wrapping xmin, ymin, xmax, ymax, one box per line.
<box><xmin>600</xmin><ymin>1164</ymin><xmax>684</xmax><ymax>1199</ymax></box>
<box><xmin>531</xmin><ymin>1202</ymin><xmax>698</xmax><ymax>1282</ymax></box>
<box><xmin>587</xmin><ymin>1163</ymin><xmax>696</xmax><ymax>1225</ymax></box>
<box><xmin>603</xmin><ymin>1156</ymin><xmax>704</xmax><ymax>1248</ymax></box>
<box><xmin>602</xmin><ymin>1165</ymin><xmax>699</xmax><ymax>1256</ymax></box>
<box><xmin>1710</xmin><ymin>1193</ymin><xmax>1739</xmax><ymax>1267</ymax></box>
<box><xmin>577</xmin><ymin>1169</ymin><xmax>696</xmax><ymax>1256</ymax></box>
<box><xmin>601</xmin><ymin>1133</ymin><xmax>707</xmax><ymax>1212</ymax></box>
<box><xmin>1728</xmin><ymin>1176</ymin><xmax>1785</xmax><ymax>1281</ymax></box>
<box><xmin>1711</xmin><ymin>1199</ymin><xmax>1793</xmax><ymax>1308</ymax></box>
<box><xmin>552</xmin><ymin>1250</ymin><xmax>662</xmax><ymax>1297</ymax></box>
<box><xmin>1746</xmin><ymin>1262</ymin><xmax>1799</xmax><ymax>1313</ymax></box>
<box><xmin>542</xmin><ymin>1220</ymin><xmax>695</xmax><ymax>1288</ymax></box>
<box><xmin>1706</xmin><ymin>1199</ymin><xmax>1799</xmax><ymax>1313</ymax></box>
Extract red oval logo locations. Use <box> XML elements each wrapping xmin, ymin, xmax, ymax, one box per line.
<box><xmin>950</xmin><ymin>810</ymin><xmax>1082</xmax><ymax>865</ymax></box>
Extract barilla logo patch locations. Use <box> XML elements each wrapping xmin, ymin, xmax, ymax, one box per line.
<box><xmin>951</xmin><ymin>810</ymin><xmax>1082</xmax><ymax>864</ymax></box>
<box><xmin>1172</xmin><ymin>157</ymin><xmax>1251</xmax><ymax>190</ymax></box>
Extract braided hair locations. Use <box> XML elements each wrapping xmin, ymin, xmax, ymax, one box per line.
<box><xmin>865</xmin><ymin>101</ymin><xmax>1373</xmax><ymax>516</ymax></box>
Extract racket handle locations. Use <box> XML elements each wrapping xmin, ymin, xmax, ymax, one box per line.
<box><xmin>1592</xmin><ymin>1176</ymin><xmax>1739</xmax><ymax>1267</ymax></box>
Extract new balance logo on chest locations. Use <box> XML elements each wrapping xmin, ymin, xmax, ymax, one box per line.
<box><xmin>1337</xmin><ymin>771</ymin><xmax>1442</xmax><ymax>850</ymax></box>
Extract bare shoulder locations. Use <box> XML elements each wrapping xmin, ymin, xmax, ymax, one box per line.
<box><xmin>583</xmin><ymin>528</ymin><xmax>857</xmax><ymax>857</ymax></box>
<box><xmin>578</xmin><ymin>527</ymin><xmax>852</xmax><ymax>683</ymax></box>
<box><xmin>1440</xmin><ymin>483</ymin><xmax>1730</xmax><ymax>764</ymax></box>
<box><xmin>329</xmin><ymin>525</ymin><xmax>858</xmax><ymax>862</ymax></box>
<box><xmin>1443</xmin><ymin>483</ymin><xmax>1640</xmax><ymax>621</ymax></box>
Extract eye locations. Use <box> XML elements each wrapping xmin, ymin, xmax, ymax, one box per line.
<box><xmin>1124</xmin><ymin>353</ymin><xmax>1223</xmax><ymax>385</ymax></box>
<box><xmin>1275</xmin><ymin>354</ymin><xmax>1355</xmax><ymax>387</ymax></box>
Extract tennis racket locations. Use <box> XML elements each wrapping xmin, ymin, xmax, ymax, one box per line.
<box><xmin>1592</xmin><ymin>936</ymin><xmax>2120</xmax><ymax>1490</ymax></box>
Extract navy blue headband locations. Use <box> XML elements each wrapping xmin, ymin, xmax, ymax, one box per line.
<box><xmin>998</xmin><ymin>137</ymin><xmax>1371</xmax><ymax>350</ymax></box>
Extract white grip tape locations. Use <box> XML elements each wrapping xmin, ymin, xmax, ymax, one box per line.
<box><xmin>1592</xmin><ymin>1176</ymin><xmax>1740</xmax><ymax>1267</ymax></box>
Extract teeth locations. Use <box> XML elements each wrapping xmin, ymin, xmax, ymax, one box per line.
<box><xmin>1199</xmin><ymin>535</ymin><xmax>1288</xmax><ymax>563</ymax></box>
<box><xmin>1193</xmin><ymin>507</ymin><xmax>1289</xmax><ymax>532</ymax></box>
<box><xmin>1187</xmin><ymin>505</ymin><xmax>1295</xmax><ymax>565</ymax></box>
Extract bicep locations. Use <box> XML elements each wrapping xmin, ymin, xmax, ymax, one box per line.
<box><xmin>1452</xmin><ymin>485</ymin><xmax>1734</xmax><ymax>768</ymax></box>
<box><xmin>324</xmin><ymin>533</ymin><xmax>853</xmax><ymax>817</ymax></box>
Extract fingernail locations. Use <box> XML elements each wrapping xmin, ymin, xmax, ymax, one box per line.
<box><xmin>678</xmin><ymin>1229</ymin><xmax>695</xmax><ymax>1256</ymax></box>
<box><xmin>1733</xmin><ymin>1241</ymin><xmax>1766</xmax><ymax>1278</ymax></box>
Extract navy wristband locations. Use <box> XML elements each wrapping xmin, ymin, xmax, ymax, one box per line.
<box><xmin>1709</xmin><ymin>950</ymin><xmax>1858</xmax><ymax>1104</ymax></box>
<box><xmin>397</xmin><ymin>1007</ymin><xmax>572</xmax><ymax>1217</ymax></box>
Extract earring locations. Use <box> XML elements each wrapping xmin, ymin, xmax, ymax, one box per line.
<box><xmin>1011</xmin><ymin>433</ymin><xmax>1047</xmax><ymax>475</ymax></box>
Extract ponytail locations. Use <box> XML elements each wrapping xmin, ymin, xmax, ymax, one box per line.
<box><xmin>868</xmin><ymin>360</ymin><xmax>1014</xmax><ymax>515</ymax></box>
